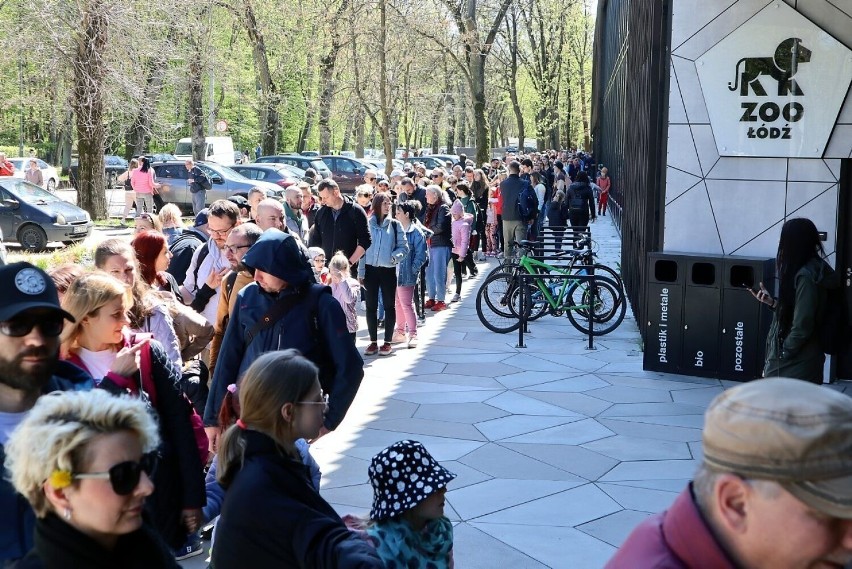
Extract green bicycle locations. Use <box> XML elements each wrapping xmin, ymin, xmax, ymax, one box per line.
<box><xmin>476</xmin><ymin>243</ymin><xmax>626</xmax><ymax>335</ymax></box>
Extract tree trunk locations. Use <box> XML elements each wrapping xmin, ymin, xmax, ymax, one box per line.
<box><xmin>188</xmin><ymin>54</ymin><xmax>205</xmax><ymax>161</ymax></box>
<box><xmin>355</xmin><ymin>107</ymin><xmax>365</xmax><ymax>157</ymax></box>
<box><xmin>341</xmin><ymin>111</ymin><xmax>354</xmax><ymax>151</ymax></box>
<box><xmin>431</xmin><ymin>109</ymin><xmax>440</xmax><ymax>154</ymax></box>
<box><xmin>578</xmin><ymin>73</ymin><xmax>590</xmax><ymax>150</ymax></box>
<box><xmin>72</xmin><ymin>1</ymin><xmax>108</xmax><ymax>218</ymax></box>
<box><xmin>445</xmin><ymin>88</ymin><xmax>455</xmax><ymax>154</ymax></box>
<box><xmin>470</xmin><ymin>53</ymin><xmax>490</xmax><ymax>165</ymax></box>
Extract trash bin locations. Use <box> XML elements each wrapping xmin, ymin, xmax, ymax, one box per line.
<box><xmin>643</xmin><ymin>253</ymin><xmax>684</xmax><ymax>373</ymax></box>
<box><xmin>719</xmin><ymin>257</ymin><xmax>775</xmax><ymax>380</ymax></box>
<box><xmin>681</xmin><ymin>257</ymin><xmax>722</xmax><ymax>377</ymax></box>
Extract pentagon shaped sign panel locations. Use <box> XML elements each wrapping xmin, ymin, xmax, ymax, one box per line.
<box><xmin>696</xmin><ymin>2</ymin><xmax>852</xmax><ymax>158</ymax></box>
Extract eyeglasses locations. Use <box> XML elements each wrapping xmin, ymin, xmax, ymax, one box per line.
<box><xmin>0</xmin><ymin>315</ymin><xmax>64</xmax><ymax>337</ymax></box>
<box><xmin>297</xmin><ymin>391</ymin><xmax>329</xmax><ymax>407</ymax></box>
<box><xmin>208</xmin><ymin>226</ymin><xmax>234</xmax><ymax>236</ymax></box>
<box><xmin>224</xmin><ymin>244</ymin><xmax>250</xmax><ymax>255</ymax></box>
<box><xmin>431</xmin><ymin>174</ymin><xmax>441</xmax><ymax>178</ymax></box>
<box><xmin>73</xmin><ymin>452</ymin><xmax>158</xmax><ymax>496</ymax></box>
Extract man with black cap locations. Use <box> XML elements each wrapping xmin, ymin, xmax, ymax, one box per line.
<box><xmin>203</xmin><ymin>229</ymin><xmax>363</xmax><ymax>451</ymax></box>
<box><xmin>0</xmin><ymin>263</ymin><xmax>93</xmax><ymax>563</ymax></box>
<box><xmin>607</xmin><ymin>377</ymin><xmax>852</xmax><ymax>568</ymax></box>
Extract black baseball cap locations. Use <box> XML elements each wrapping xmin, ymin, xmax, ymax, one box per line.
<box><xmin>0</xmin><ymin>262</ymin><xmax>75</xmax><ymax>322</ymax></box>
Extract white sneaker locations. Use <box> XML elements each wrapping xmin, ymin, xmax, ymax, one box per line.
<box><xmin>451</xmin><ymin>293</ymin><xmax>461</xmax><ymax>303</ymax></box>
<box><xmin>407</xmin><ymin>335</ymin><xmax>418</xmax><ymax>348</ymax></box>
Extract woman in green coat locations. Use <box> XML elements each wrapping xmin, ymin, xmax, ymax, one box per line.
<box><xmin>752</xmin><ymin>218</ymin><xmax>838</xmax><ymax>384</ymax></box>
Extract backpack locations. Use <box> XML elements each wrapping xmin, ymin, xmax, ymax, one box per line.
<box><xmin>819</xmin><ymin>282</ymin><xmax>850</xmax><ymax>355</ymax></box>
<box><xmin>516</xmin><ymin>182</ymin><xmax>538</xmax><ymax>222</ymax></box>
<box><xmin>568</xmin><ymin>186</ymin><xmax>587</xmax><ymax>213</ymax></box>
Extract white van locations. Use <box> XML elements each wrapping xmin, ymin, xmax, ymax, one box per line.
<box><xmin>174</xmin><ymin>136</ymin><xmax>235</xmax><ymax>166</ymax></box>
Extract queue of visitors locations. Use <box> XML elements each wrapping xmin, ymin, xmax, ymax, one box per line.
<box><xmin>15</xmin><ymin>148</ymin><xmax>852</xmax><ymax>568</ymax></box>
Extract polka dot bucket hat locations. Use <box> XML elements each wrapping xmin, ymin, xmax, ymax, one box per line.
<box><xmin>368</xmin><ymin>440</ymin><xmax>456</xmax><ymax>521</ymax></box>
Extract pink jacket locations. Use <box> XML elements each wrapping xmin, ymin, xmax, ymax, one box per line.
<box><xmin>451</xmin><ymin>213</ymin><xmax>473</xmax><ymax>256</ymax></box>
<box><xmin>131</xmin><ymin>167</ymin><xmax>156</xmax><ymax>194</ymax></box>
<box><xmin>605</xmin><ymin>486</ymin><xmax>737</xmax><ymax>569</ymax></box>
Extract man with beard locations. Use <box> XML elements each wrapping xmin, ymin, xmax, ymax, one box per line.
<box><xmin>0</xmin><ymin>263</ymin><xmax>93</xmax><ymax>563</ymax></box>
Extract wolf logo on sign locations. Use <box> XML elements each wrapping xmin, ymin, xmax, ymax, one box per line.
<box><xmin>728</xmin><ymin>37</ymin><xmax>812</xmax><ymax>96</ymax></box>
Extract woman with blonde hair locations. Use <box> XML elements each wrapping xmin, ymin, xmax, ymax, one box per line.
<box><xmin>94</xmin><ymin>239</ymin><xmax>182</xmax><ymax>367</ymax></box>
<box><xmin>60</xmin><ymin>273</ymin><xmax>205</xmax><ymax>557</ymax></box>
<box><xmin>4</xmin><ymin>388</ymin><xmax>178</xmax><ymax>567</ymax></box>
<box><xmin>157</xmin><ymin>203</ymin><xmax>185</xmax><ymax>245</ymax></box>
<box><xmin>212</xmin><ymin>349</ymin><xmax>382</xmax><ymax>568</ymax></box>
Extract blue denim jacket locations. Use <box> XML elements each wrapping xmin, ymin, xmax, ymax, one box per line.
<box><xmin>397</xmin><ymin>222</ymin><xmax>428</xmax><ymax>287</ymax></box>
<box><xmin>358</xmin><ymin>216</ymin><xmax>409</xmax><ymax>278</ymax></box>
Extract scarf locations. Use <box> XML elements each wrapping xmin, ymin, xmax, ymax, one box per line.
<box><xmin>283</xmin><ymin>201</ymin><xmax>303</xmax><ymax>223</ymax></box>
<box><xmin>366</xmin><ymin>516</ymin><xmax>453</xmax><ymax>569</ymax></box>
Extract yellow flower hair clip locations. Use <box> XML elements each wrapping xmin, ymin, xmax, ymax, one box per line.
<box><xmin>48</xmin><ymin>470</ymin><xmax>72</xmax><ymax>489</ymax></box>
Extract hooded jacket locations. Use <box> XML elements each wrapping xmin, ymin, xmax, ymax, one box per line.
<box><xmin>205</xmin><ymin>230</ymin><xmax>364</xmax><ymax>431</ymax></box>
<box><xmin>0</xmin><ymin>362</ymin><xmax>93</xmax><ymax>564</ymax></box>
<box><xmin>450</xmin><ymin>201</ymin><xmax>474</xmax><ymax>257</ymax></box>
<box><xmin>424</xmin><ymin>201</ymin><xmax>452</xmax><ymax>249</ymax></box>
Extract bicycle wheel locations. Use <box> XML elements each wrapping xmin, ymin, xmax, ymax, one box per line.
<box><xmin>565</xmin><ymin>277</ymin><xmax>626</xmax><ymax>336</ymax></box>
<box><xmin>476</xmin><ymin>272</ymin><xmax>525</xmax><ymax>333</ymax></box>
<box><xmin>569</xmin><ymin>275</ymin><xmax>624</xmax><ymax>320</ymax></box>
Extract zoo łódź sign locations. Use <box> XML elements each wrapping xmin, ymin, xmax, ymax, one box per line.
<box><xmin>696</xmin><ymin>2</ymin><xmax>852</xmax><ymax>158</ymax></box>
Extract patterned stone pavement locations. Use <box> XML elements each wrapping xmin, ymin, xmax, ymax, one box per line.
<box><xmin>184</xmin><ymin>216</ymin><xmax>852</xmax><ymax>568</ymax></box>
<box><xmin>309</xmin><ymin>217</ymin><xmax>711</xmax><ymax>568</ymax></box>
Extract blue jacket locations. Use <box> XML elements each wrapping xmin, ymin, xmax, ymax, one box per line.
<box><xmin>203</xmin><ymin>438</ymin><xmax>321</xmax><ymax>524</ymax></box>
<box><xmin>204</xmin><ymin>230</ymin><xmax>364</xmax><ymax>431</ymax></box>
<box><xmin>1</xmin><ymin>362</ymin><xmax>93</xmax><ymax>564</ymax></box>
<box><xmin>358</xmin><ymin>216</ymin><xmax>408</xmax><ymax>278</ymax></box>
<box><xmin>211</xmin><ymin>430</ymin><xmax>383</xmax><ymax>568</ymax></box>
<box><xmin>397</xmin><ymin>222</ymin><xmax>428</xmax><ymax>287</ymax></box>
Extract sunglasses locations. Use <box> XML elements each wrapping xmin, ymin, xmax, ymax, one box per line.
<box><xmin>73</xmin><ymin>452</ymin><xmax>158</xmax><ymax>495</ymax></box>
<box><xmin>431</xmin><ymin>174</ymin><xmax>442</xmax><ymax>178</ymax></box>
<box><xmin>0</xmin><ymin>316</ymin><xmax>64</xmax><ymax>337</ymax></box>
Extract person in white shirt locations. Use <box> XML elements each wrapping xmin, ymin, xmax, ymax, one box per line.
<box><xmin>180</xmin><ymin>200</ymin><xmax>241</xmax><ymax>325</ymax></box>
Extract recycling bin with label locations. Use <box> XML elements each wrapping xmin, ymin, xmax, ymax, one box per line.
<box><xmin>643</xmin><ymin>254</ymin><xmax>684</xmax><ymax>373</ymax></box>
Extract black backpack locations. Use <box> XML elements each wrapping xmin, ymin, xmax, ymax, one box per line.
<box><xmin>515</xmin><ymin>182</ymin><xmax>538</xmax><ymax>221</ymax></box>
<box><xmin>819</xmin><ymin>282</ymin><xmax>850</xmax><ymax>355</ymax></box>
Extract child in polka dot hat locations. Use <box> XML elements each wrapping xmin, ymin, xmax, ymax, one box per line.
<box><xmin>365</xmin><ymin>440</ymin><xmax>455</xmax><ymax>568</ymax></box>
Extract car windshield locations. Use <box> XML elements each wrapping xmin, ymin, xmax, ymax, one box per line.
<box><xmin>310</xmin><ymin>159</ymin><xmax>330</xmax><ymax>172</ymax></box>
<box><xmin>175</xmin><ymin>142</ymin><xmax>193</xmax><ymax>155</ymax></box>
<box><xmin>280</xmin><ymin>164</ymin><xmax>306</xmax><ymax>177</ymax></box>
<box><xmin>198</xmin><ymin>163</ymin><xmax>249</xmax><ymax>181</ymax></box>
<box><xmin>0</xmin><ymin>179</ymin><xmax>63</xmax><ymax>204</ymax></box>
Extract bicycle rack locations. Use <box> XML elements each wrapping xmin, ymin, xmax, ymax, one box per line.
<box><xmin>511</xmin><ymin>226</ymin><xmax>598</xmax><ymax>351</ymax></box>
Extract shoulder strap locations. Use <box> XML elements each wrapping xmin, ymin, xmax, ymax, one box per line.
<box><xmin>245</xmin><ymin>289</ymin><xmax>306</xmax><ymax>344</ymax></box>
<box><xmin>192</xmin><ymin>244</ymin><xmax>211</xmax><ymax>293</ymax></box>
<box><xmin>224</xmin><ymin>271</ymin><xmax>239</xmax><ymax>300</ymax></box>
<box><xmin>134</xmin><ymin>334</ymin><xmax>158</xmax><ymax>407</ymax></box>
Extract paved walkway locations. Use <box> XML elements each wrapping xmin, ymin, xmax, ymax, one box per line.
<box><xmin>309</xmin><ymin>217</ymin><xmax>711</xmax><ymax>568</ymax></box>
<box><xmin>182</xmin><ymin>216</ymin><xmax>850</xmax><ymax>568</ymax></box>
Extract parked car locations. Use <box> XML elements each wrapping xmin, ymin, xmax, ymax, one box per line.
<box><xmin>411</xmin><ymin>156</ymin><xmax>446</xmax><ymax>171</ymax></box>
<box><xmin>340</xmin><ymin>151</ymin><xmax>356</xmax><ymax>158</ymax></box>
<box><xmin>9</xmin><ymin>158</ymin><xmax>60</xmax><ymax>192</ymax></box>
<box><xmin>230</xmin><ymin>163</ymin><xmax>304</xmax><ymax>190</ymax></box>
<box><xmin>300</xmin><ymin>151</ymin><xmax>320</xmax><ymax>157</ymax></box>
<box><xmin>0</xmin><ymin>227</ymin><xmax>7</xmax><ymax>265</ymax></box>
<box><xmin>151</xmin><ymin>161</ymin><xmax>280</xmax><ymax>214</ymax></box>
<box><xmin>425</xmin><ymin>154</ymin><xmax>458</xmax><ymax>167</ymax></box>
<box><xmin>320</xmin><ymin>155</ymin><xmax>376</xmax><ymax>193</ymax></box>
<box><xmin>144</xmin><ymin>153</ymin><xmax>177</xmax><ymax>163</ymax></box>
<box><xmin>0</xmin><ymin>178</ymin><xmax>93</xmax><ymax>251</ymax></box>
<box><xmin>255</xmin><ymin>155</ymin><xmax>332</xmax><ymax>180</ymax></box>
<box><xmin>369</xmin><ymin>159</ymin><xmax>405</xmax><ymax>173</ymax></box>
<box><xmin>69</xmin><ymin>155</ymin><xmax>129</xmax><ymax>189</ymax></box>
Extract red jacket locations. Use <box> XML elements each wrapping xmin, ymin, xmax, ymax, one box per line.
<box><xmin>605</xmin><ymin>485</ymin><xmax>737</xmax><ymax>569</ymax></box>
<box><xmin>0</xmin><ymin>160</ymin><xmax>15</xmax><ymax>176</ymax></box>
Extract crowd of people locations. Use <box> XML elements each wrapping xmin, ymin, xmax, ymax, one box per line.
<box><xmin>2</xmin><ymin>145</ymin><xmax>852</xmax><ymax>568</ymax></box>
